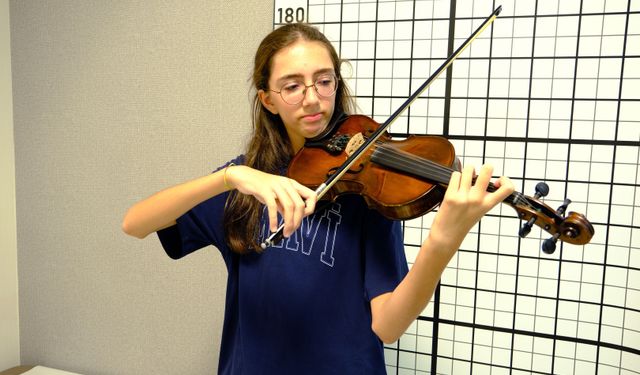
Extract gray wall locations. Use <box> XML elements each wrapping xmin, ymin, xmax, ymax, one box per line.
<box><xmin>1</xmin><ymin>0</ymin><xmax>19</xmax><ymax>370</ymax></box>
<box><xmin>10</xmin><ymin>1</ymin><xmax>270</xmax><ymax>374</ymax></box>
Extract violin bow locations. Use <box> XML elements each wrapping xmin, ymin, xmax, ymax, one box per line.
<box><xmin>261</xmin><ymin>5</ymin><xmax>503</xmax><ymax>249</ymax></box>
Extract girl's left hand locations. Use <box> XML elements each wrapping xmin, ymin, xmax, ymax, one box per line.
<box><xmin>428</xmin><ymin>164</ymin><xmax>515</xmax><ymax>251</ymax></box>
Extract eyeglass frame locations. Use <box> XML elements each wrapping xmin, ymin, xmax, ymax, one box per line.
<box><xmin>268</xmin><ymin>73</ymin><xmax>340</xmax><ymax>105</ymax></box>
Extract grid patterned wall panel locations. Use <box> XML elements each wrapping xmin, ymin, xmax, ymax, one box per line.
<box><xmin>272</xmin><ymin>1</ymin><xmax>639</xmax><ymax>373</ymax></box>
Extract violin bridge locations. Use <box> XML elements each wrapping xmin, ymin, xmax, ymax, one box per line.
<box><xmin>345</xmin><ymin>133</ymin><xmax>365</xmax><ymax>156</ymax></box>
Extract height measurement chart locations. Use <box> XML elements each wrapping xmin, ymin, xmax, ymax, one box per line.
<box><xmin>272</xmin><ymin>1</ymin><xmax>640</xmax><ymax>374</ymax></box>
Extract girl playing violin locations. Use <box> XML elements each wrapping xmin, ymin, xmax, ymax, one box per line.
<box><xmin>122</xmin><ymin>23</ymin><xmax>514</xmax><ymax>374</ymax></box>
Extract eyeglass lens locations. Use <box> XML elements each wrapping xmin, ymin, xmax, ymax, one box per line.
<box><xmin>279</xmin><ymin>75</ymin><xmax>337</xmax><ymax>104</ymax></box>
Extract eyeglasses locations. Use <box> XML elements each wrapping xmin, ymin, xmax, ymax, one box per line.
<box><xmin>270</xmin><ymin>74</ymin><xmax>339</xmax><ymax>105</ymax></box>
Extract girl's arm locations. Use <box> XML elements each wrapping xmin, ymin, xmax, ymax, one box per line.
<box><xmin>370</xmin><ymin>164</ymin><xmax>515</xmax><ymax>344</ymax></box>
<box><xmin>122</xmin><ymin>165</ymin><xmax>317</xmax><ymax>239</ymax></box>
<box><xmin>122</xmin><ymin>170</ymin><xmax>228</xmax><ymax>239</ymax></box>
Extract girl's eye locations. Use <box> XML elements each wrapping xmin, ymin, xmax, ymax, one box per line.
<box><xmin>316</xmin><ymin>75</ymin><xmax>335</xmax><ymax>87</ymax></box>
<box><xmin>282</xmin><ymin>82</ymin><xmax>301</xmax><ymax>92</ymax></box>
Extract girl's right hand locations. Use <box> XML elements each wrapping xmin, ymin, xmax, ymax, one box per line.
<box><xmin>225</xmin><ymin>165</ymin><xmax>317</xmax><ymax>238</ymax></box>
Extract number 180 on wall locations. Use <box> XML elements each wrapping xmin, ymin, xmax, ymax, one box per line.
<box><xmin>274</xmin><ymin>0</ymin><xmax>307</xmax><ymax>24</ymax></box>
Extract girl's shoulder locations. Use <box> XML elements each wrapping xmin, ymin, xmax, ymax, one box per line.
<box><xmin>214</xmin><ymin>155</ymin><xmax>246</xmax><ymax>172</ymax></box>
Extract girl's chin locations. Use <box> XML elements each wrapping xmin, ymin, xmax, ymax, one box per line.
<box><xmin>305</xmin><ymin>124</ymin><xmax>329</xmax><ymax>139</ymax></box>
<box><xmin>301</xmin><ymin>118</ymin><xmax>329</xmax><ymax>136</ymax></box>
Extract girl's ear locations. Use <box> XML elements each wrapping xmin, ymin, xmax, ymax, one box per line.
<box><xmin>258</xmin><ymin>90</ymin><xmax>278</xmax><ymax>115</ymax></box>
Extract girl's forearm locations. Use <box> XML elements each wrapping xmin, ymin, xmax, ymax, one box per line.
<box><xmin>122</xmin><ymin>171</ymin><xmax>227</xmax><ymax>239</ymax></box>
<box><xmin>371</xmin><ymin>234</ymin><xmax>458</xmax><ymax>344</ymax></box>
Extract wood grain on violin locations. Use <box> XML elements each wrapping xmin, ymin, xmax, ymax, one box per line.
<box><xmin>288</xmin><ymin>114</ymin><xmax>594</xmax><ymax>254</ymax></box>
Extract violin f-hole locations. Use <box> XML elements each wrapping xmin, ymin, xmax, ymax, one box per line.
<box><xmin>327</xmin><ymin>163</ymin><xmax>364</xmax><ymax>178</ymax></box>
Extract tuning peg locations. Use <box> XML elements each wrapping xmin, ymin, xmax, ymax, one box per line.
<box><xmin>556</xmin><ymin>198</ymin><xmax>572</xmax><ymax>216</ymax></box>
<box><xmin>540</xmin><ymin>199</ymin><xmax>573</xmax><ymax>254</ymax></box>
<box><xmin>518</xmin><ymin>182</ymin><xmax>550</xmax><ymax>238</ymax></box>
<box><xmin>519</xmin><ymin>217</ymin><xmax>536</xmax><ymax>238</ymax></box>
<box><xmin>534</xmin><ymin>182</ymin><xmax>549</xmax><ymax>199</ymax></box>
<box><xmin>542</xmin><ymin>233</ymin><xmax>561</xmax><ymax>254</ymax></box>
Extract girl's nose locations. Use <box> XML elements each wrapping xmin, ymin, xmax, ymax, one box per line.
<box><xmin>302</xmin><ymin>85</ymin><xmax>320</xmax><ymax>106</ymax></box>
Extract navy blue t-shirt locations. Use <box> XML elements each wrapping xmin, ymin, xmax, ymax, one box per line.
<box><xmin>157</xmin><ymin>158</ymin><xmax>409</xmax><ymax>374</ymax></box>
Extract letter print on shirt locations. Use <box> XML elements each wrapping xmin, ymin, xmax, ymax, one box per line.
<box><xmin>259</xmin><ymin>203</ymin><xmax>343</xmax><ymax>267</ymax></box>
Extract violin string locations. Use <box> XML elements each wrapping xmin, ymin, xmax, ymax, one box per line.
<box><xmin>369</xmin><ymin>141</ymin><xmax>533</xmax><ymax>210</ymax></box>
<box><xmin>372</xmin><ymin>142</ymin><xmax>530</xmax><ymax>208</ymax></box>
<box><xmin>373</xmin><ymin>142</ymin><xmax>532</xmax><ymax>209</ymax></box>
<box><xmin>370</xmin><ymin>142</ymin><xmax>453</xmax><ymax>183</ymax></box>
<box><xmin>379</xmin><ymin>142</ymin><xmax>533</xmax><ymax>209</ymax></box>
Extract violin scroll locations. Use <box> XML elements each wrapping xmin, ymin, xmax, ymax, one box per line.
<box><xmin>511</xmin><ymin>182</ymin><xmax>594</xmax><ymax>254</ymax></box>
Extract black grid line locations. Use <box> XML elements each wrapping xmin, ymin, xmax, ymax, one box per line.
<box><xmin>596</xmin><ymin>0</ymin><xmax>632</xmax><ymax>370</ymax></box>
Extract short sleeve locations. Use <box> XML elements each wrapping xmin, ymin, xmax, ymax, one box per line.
<box><xmin>362</xmin><ymin>210</ymin><xmax>408</xmax><ymax>301</ymax></box>
<box><xmin>156</xmin><ymin>157</ymin><xmax>244</xmax><ymax>261</ymax></box>
<box><xmin>157</xmin><ymin>192</ymin><xmax>229</xmax><ymax>260</ymax></box>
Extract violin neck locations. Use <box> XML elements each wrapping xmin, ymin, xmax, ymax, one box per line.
<box><xmin>371</xmin><ymin>144</ymin><xmax>519</xmax><ymax>206</ymax></box>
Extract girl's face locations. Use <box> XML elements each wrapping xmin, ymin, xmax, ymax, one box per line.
<box><xmin>259</xmin><ymin>40</ymin><xmax>337</xmax><ymax>153</ymax></box>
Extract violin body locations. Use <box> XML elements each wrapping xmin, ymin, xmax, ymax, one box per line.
<box><xmin>288</xmin><ymin>115</ymin><xmax>459</xmax><ymax>220</ymax></box>
<box><xmin>287</xmin><ymin>114</ymin><xmax>594</xmax><ymax>252</ymax></box>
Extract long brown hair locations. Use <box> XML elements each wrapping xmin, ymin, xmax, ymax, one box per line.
<box><xmin>223</xmin><ymin>23</ymin><xmax>356</xmax><ymax>254</ymax></box>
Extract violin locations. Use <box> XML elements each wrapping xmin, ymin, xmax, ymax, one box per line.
<box><xmin>286</xmin><ymin>114</ymin><xmax>594</xmax><ymax>254</ymax></box>
<box><xmin>260</xmin><ymin>6</ymin><xmax>595</xmax><ymax>252</ymax></box>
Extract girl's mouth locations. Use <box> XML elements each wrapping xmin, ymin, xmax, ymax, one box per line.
<box><xmin>302</xmin><ymin>113</ymin><xmax>323</xmax><ymax>122</ymax></box>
